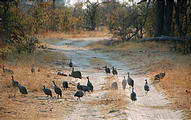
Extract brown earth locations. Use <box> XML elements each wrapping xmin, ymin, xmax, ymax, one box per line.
<box><xmin>90</xmin><ymin>40</ymin><xmax>191</xmax><ymax>119</ymax></box>
<box><xmin>0</xmin><ymin>36</ymin><xmax>189</xmax><ymax>120</ymax></box>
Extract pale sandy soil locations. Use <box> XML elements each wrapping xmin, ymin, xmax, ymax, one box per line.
<box><xmin>0</xmin><ymin>37</ymin><xmax>186</xmax><ymax>120</ymax></box>
<box><xmin>49</xmin><ymin>38</ymin><xmax>184</xmax><ymax>120</ymax></box>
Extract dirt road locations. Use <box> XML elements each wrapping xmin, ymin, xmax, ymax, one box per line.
<box><xmin>47</xmin><ymin>37</ymin><xmax>184</xmax><ymax>120</ymax></box>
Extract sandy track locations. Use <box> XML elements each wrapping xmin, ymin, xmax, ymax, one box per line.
<box><xmin>48</xmin><ymin>38</ymin><xmax>184</xmax><ymax>120</ymax></box>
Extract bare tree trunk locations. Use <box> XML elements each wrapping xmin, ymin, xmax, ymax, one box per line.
<box><xmin>53</xmin><ymin>0</ymin><xmax>56</xmax><ymax>10</ymax></box>
<box><xmin>174</xmin><ymin>0</ymin><xmax>183</xmax><ymax>37</ymax></box>
<box><xmin>182</xmin><ymin>0</ymin><xmax>188</xmax><ymax>36</ymax></box>
<box><xmin>154</xmin><ymin>0</ymin><xmax>165</xmax><ymax>37</ymax></box>
<box><xmin>189</xmin><ymin>0</ymin><xmax>191</xmax><ymax>53</ymax></box>
<box><xmin>163</xmin><ymin>0</ymin><xmax>173</xmax><ymax>36</ymax></box>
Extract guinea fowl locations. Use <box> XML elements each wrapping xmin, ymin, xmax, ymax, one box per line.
<box><xmin>11</xmin><ymin>76</ymin><xmax>19</xmax><ymax>88</ymax></box>
<box><xmin>57</xmin><ymin>72</ymin><xmax>67</xmax><ymax>76</ymax></box>
<box><xmin>2</xmin><ymin>65</ymin><xmax>14</xmax><ymax>74</ymax></box>
<box><xmin>112</xmin><ymin>66</ymin><xmax>118</xmax><ymax>75</ymax></box>
<box><xmin>105</xmin><ymin>65</ymin><xmax>110</xmax><ymax>74</ymax></box>
<box><xmin>43</xmin><ymin>85</ymin><xmax>52</xmax><ymax>97</ymax></box>
<box><xmin>18</xmin><ymin>84</ymin><xmax>28</xmax><ymax>95</ymax></box>
<box><xmin>77</xmin><ymin>83</ymin><xmax>90</xmax><ymax>93</ymax></box>
<box><xmin>160</xmin><ymin>72</ymin><xmax>165</xmax><ymax>79</ymax></box>
<box><xmin>130</xmin><ymin>87</ymin><xmax>137</xmax><ymax>102</ymax></box>
<box><xmin>127</xmin><ymin>72</ymin><xmax>134</xmax><ymax>88</ymax></box>
<box><xmin>87</xmin><ymin>76</ymin><xmax>94</xmax><ymax>92</ymax></box>
<box><xmin>122</xmin><ymin>76</ymin><xmax>127</xmax><ymax>90</ymax></box>
<box><xmin>69</xmin><ymin>59</ymin><xmax>73</xmax><ymax>68</ymax></box>
<box><xmin>31</xmin><ymin>64</ymin><xmax>35</xmax><ymax>73</ymax></box>
<box><xmin>144</xmin><ymin>79</ymin><xmax>149</xmax><ymax>94</ymax></box>
<box><xmin>11</xmin><ymin>76</ymin><xmax>19</xmax><ymax>97</ymax></box>
<box><xmin>70</xmin><ymin>68</ymin><xmax>82</xmax><ymax>79</ymax></box>
<box><xmin>154</xmin><ymin>72</ymin><xmax>165</xmax><ymax>81</ymax></box>
<box><xmin>74</xmin><ymin>90</ymin><xmax>84</xmax><ymax>101</ymax></box>
<box><xmin>111</xmin><ymin>82</ymin><xmax>118</xmax><ymax>90</ymax></box>
<box><xmin>154</xmin><ymin>74</ymin><xmax>160</xmax><ymax>80</ymax></box>
<box><xmin>62</xmin><ymin>81</ymin><xmax>69</xmax><ymax>90</ymax></box>
<box><xmin>52</xmin><ymin>81</ymin><xmax>62</xmax><ymax>98</ymax></box>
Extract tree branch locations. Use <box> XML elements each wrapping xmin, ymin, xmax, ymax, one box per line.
<box><xmin>139</xmin><ymin>36</ymin><xmax>191</xmax><ymax>43</ymax></box>
<box><xmin>125</xmin><ymin>0</ymin><xmax>152</xmax><ymax>41</ymax></box>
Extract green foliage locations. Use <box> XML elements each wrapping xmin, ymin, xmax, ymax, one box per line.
<box><xmin>108</xmin><ymin>4</ymin><xmax>145</xmax><ymax>41</ymax></box>
<box><xmin>139</xmin><ymin>3</ymin><xmax>155</xmax><ymax>37</ymax></box>
<box><xmin>84</xmin><ymin>2</ymin><xmax>100</xmax><ymax>30</ymax></box>
<box><xmin>1</xmin><ymin>0</ymin><xmax>191</xmax><ymax>56</ymax></box>
<box><xmin>28</xmin><ymin>3</ymin><xmax>50</xmax><ymax>34</ymax></box>
<box><xmin>0</xmin><ymin>1</ymin><xmax>85</xmax><ymax>56</ymax></box>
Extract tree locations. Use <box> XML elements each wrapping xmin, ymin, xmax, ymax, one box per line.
<box><xmin>84</xmin><ymin>0</ymin><xmax>100</xmax><ymax>30</ymax></box>
<box><xmin>163</xmin><ymin>0</ymin><xmax>173</xmax><ymax>36</ymax></box>
<box><xmin>154</xmin><ymin>0</ymin><xmax>164</xmax><ymax>37</ymax></box>
<box><xmin>53</xmin><ymin>0</ymin><xmax>56</xmax><ymax>9</ymax></box>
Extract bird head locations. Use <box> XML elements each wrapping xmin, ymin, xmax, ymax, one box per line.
<box><xmin>127</xmin><ymin>72</ymin><xmax>130</xmax><ymax>76</ymax></box>
<box><xmin>87</xmin><ymin>76</ymin><xmax>89</xmax><ymax>79</ymax></box>
<box><xmin>52</xmin><ymin>81</ymin><xmax>56</xmax><ymax>86</ymax></box>
<box><xmin>11</xmin><ymin>75</ymin><xmax>14</xmax><ymax>80</ymax></box>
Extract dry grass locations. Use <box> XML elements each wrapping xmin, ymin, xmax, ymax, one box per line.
<box><xmin>90</xmin><ymin>39</ymin><xmax>191</xmax><ymax>119</ymax></box>
<box><xmin>38</xmin><ymin>27</ymin><xmax>111</xmax><ymax>39</ymax></box>
<box><xmin>89</xmin><ymin>40</ymin><xmax>174</xmax><ymax>52</ymax></box>
<box><xmin>148</xmin><ymin>59</ymin><xmax>191</xmax><ymax>119</ymax></box>
<box><xmin>0</xmin><ymin>60</ymin><xmax>77</xmax><ymax>119</ymax></box>
<box><xmin>6</xmin><ymin>49</ymin><xmax>68</xmax><ymax>68</ymax></box>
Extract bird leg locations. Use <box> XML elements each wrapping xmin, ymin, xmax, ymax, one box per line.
<box><xmin>129</xmin><ymin>86</ymin><xmax>131</xmax><ymax>90</ymax></box>
<box><xmin>13</xmin><ymin>87</ymin><xmax>16</xmax><ymax>97</ymax></box>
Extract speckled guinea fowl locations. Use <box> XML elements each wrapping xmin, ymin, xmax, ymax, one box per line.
<box><xmin>52</xmin><ymin>81</ymin><xmax>62</xmax><ymax>98</ymax></box>
<box><xmin>62</xmin><ymin>81</ymin><xmax>69</xmax><ymax>90</ymax></box>
<box><xmin>122</xmin><ymin>76</ymin><xmax>127</xmax><ymax>90</ymax></box>
<box><xmin>111</xmin><ymin>82</ymin><xmax>118</xmax><ymax>90</ymax></box>
<box><xmin>18</xmin><ymin>84</ymin><xmax>28</xmax><ymax>95</ymax></box>
<box><xmin>74</xmin><ymin>90</ymin><xmax>84</xmax><ymax>101</ymax></box>
<box><xmin>77</xmin><ymin>83</ymin><xmax>90</xmax><ymax>93</ymax></box>
<box><xmin>87</xmin><ymin>76</ymin><xmax>93</xmax><ymax>92</ymax></box>
<box><xmin>128</xmin><ymin>72</ymin><xmax>134</xmax><ymax>88</ymax></box>
<box><xmin>105</xmin><ymin>65</ymin><xmax>110</xmax><ymax>74</ymax></box>
<box><xmin>43</xmin><ymin>85</ymin><xmax>52</xmax><ymax>97</ymax></box>
<box><xmin>130</xmin><ymin>87</ymin><xmax>137</xmax><ymax>102</ymax></box>
<box><xmin>112</xmin><ymin>66</ymin><xmax>118</xmax><ymax>75</ymax></box>
<box><xmin>144</xmin><ymin>79</ymin><xmax>149</xmax><ymax>94</ymax></box>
